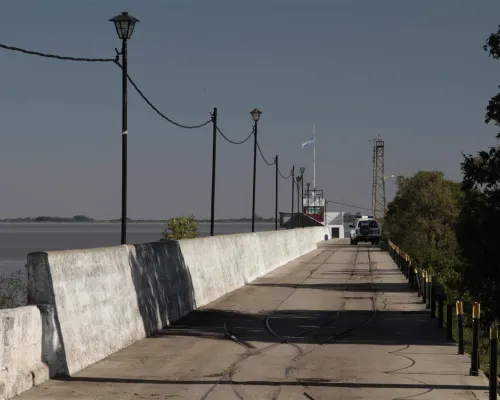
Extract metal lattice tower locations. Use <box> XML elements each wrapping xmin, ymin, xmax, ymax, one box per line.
<box><xmin>371</xmin><ymin>136</ymin><xmax>386</xmax><ymax>219</ymax></box>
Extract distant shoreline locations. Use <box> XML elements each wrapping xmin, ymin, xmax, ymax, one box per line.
<box><xmin>0</xmin><ymin>218</ymin><xmax>275</xmax><ymax>224</ymax></box>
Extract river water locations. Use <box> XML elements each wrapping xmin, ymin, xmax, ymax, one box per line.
<box><xmin>0</xmin><ymin>222</ymin><xmax>351</xmax><ymax>276</ymax></box>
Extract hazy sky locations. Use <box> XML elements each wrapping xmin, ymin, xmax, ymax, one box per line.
<box><xmin>1</xmin><ymin>1</ymin><xmax>499</xmax><ymax>220</ymax></box>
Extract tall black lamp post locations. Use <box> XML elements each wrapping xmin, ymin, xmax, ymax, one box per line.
<box><xmin>110</xmin><ymin>11</ymin><xmax>139</xmax><ymax>245</ymax></box>
<box><xmin>250</xmin><ymin>108</ymin><xmax>262</xmax><ymax>233</ymax></box>
<box><xmin>210</xmin><ymin>107</ymin><xmax>217</xmax><ymax>236</ymax></box>
<box><xmin>275</xmin><ymin>155</ymin><xmax>279</xmax><ymax>231</ymax></box>
<box><xmin>296</xmin><ymin>176</ymin><xmax>301</xmax><ymax>228</ymax></box>
<box><xmin>300</xmin><ymin>167</ymin><xmax>305</xmax><ymax>227</ymax></box>
<box><xmin>291</xmin><ymin>166</ymin><xmax>295</xmax><ymax>228</ymax></box>
<box><xmin>306</xmin><ymin>182</ymin><xmax>311</xmax><ymax>214</ymax></box>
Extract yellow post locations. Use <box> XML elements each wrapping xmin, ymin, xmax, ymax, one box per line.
<box><xmin>490</xmin><ymin>326</ymin><xmax>498</xmax><ymax>339</ymax></box>
<box><xmin>456</xmin><ymin>301</ymin><xmax>464</xmax><ymax>354</ymax></box>
<box><xmin>472</xmin><ymin>302</ymin><xmax>480</xmax><ymax>319</ymax></box>
<box><xmin>489</xmin><ymin>326</ymin><xmax>498</xmax><ymax>399</ymax></box>
<box><xmin>470</xmin><ymin>302</ymin><xmax>480</xmax><ymax>376</ymax></box>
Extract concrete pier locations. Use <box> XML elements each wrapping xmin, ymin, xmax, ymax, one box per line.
<box><xmin>12</xmin><ymin>239</ymin><xmax>491</xmax><ymax>399</ymax></box>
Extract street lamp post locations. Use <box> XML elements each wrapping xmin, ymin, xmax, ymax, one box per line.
<box><xmin>275</xmin><ymin>155</ymin><xmax>278</xmax><ymax>231</ymax></box>
<box><xmin>306</xmin><ymin>182</ymin><xmax>311</xmax><ymax>215</ymax></box>
<box><xmin>250</xmin><ymin>108</ymin><xmax>262</xmax><ymax>233</ymax></box>
<box><xmin>210</xmin><ymin>107</ymin><xmax>217</xmax><ymax>236</ymax></box>
<box><xmin>296</xmin><ymin>176</ymin><xmax>301</xmax><ymax>227</ymax></box>
<box><xmin>300</xmin><ymin>167</ymin><xmax>305</xmax><ymax>227</ymax></box>
<box><xmin>110</xmin><ymin>11</ymin><xmax>139</xmax><ymax>245</ymax></box>
<box><xmin>291</xmin><ymin>166</ymin><xmax>295</xmax><ymax>228</ymax></box>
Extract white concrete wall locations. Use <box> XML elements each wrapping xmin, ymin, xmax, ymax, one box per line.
<box><xmin>0</xmin><ymin>306</ymin><xmax>49</xmax><ymax>400</ymax></box>
<box><xmin>25</xmin><ymin>227</ymin><xmax>330</xmax><ymax>378</ymax></box>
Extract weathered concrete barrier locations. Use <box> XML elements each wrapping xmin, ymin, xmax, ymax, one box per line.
<box><xmin>0</xmin><ymin>306</ymin><xmax>49</xmax><ymax>400</ymax></box>
<box><xmin>18</xmin><ymin>227</ymin><xmax>328</xmax><ymax>387</ymax></box>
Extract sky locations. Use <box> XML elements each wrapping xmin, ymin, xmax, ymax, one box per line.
<box><xmin>0</xmin><ymin>0</ymin><xmax>499</xmax><ymax>220</ymax></box>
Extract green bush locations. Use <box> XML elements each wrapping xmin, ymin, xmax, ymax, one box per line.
<box><xmin>0</xmin><ymin>270</ymin><xmax>26</xmax><ymax>309</ymax></box>
<box><xmin>161</xmin><ymin>215</ymin><xmax>199</xmax><ymax>240</ymax></box>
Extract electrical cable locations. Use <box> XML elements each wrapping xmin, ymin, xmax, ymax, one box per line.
<box><xmin>0</xmin><ymin>42</ymin><xmax>118</xmax><ymax>63</ymax></box>
<box><xmin>216</xmin><ymin>126</ymin><xmax>254</xmax><ymax>145</ymax></box>
<box><xmin>217</xmin><ymin>124</ymin><xmax>293</xmax><ymax>178</ymax></box>
<box><xmin>326</xmin><ymin>199</ymin><xmax>372</xmax><ymax>211</ymax></box>
<box><xmin>256</xmin><ymin>139</ymin><xmax>276</xmax><ymax>166</ymax></box>
<box><xmin>115</xmin><ymin>61</ymin><xmax>212</xmax><ymax>129</ymax></box>
<box><xmin>278</xmin><ymin>167</ymin><xmax>293</xmax><ymax>179</ymax></box>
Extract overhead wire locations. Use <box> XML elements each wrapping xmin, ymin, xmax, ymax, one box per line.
<box><xmin>115</xmin><ymin>61</ymin><xmax>212</xmax><ymax>129</ymax></box>
<box><xmin>256</xmin><ymin>139</ymin><xmax>276</xmax><ymax>166</ymax></box>
<box><xmin>0</xmin><ymin>42</ymin><xmax>118</xmax><ymax>63</ymax></box>
<box><xmin>0</xmin><ymin>42</ymin><xmax>212</xmax><ymax>129</ymax></box>
<box><xmin>278</xmin><ymin>167</ymin><xmax>293</xmax><ymax>179</ymax></box>
<box><xmin>0</xmin><ymin>41</ymin><xmax>300</xmax><ymax>183</ymax></box>
<box><xmin>256</xmin><ymin>138</ymin><xmax>295</xmax><ymax>179</ymax></box>
<box><xmin>216</xmin><ymin>124</ymin><xmax>294</xmax><ymax>180</ymax></box>
<box><xmin>217</xmin><ymin>126</ymin><xmax>254</xmax><ymax>145</ymax></box>
<box><xmin>326</xmin><ymin>199</ymin><xmax>372</xmax><ymax>211</ymax></box>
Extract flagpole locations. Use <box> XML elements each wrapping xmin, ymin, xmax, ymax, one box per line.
<box><xmin>313</xmin><ymin>124</ymin><xmax>316</xmax><ymax>189</ymax></box>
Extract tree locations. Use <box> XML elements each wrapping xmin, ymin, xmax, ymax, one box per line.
<box><xmin>161</xmin><ymin>215</ymin><xmax>199</xmax><ymax>240</ymax></box>
<box><xmin>384</xmin><ymin>171</ymin><xmax>463</xmax><ymax>292</ymax></box>
<box><xmin>455</xmin><ymin>25</ymin><xmax>500</xmax><ymax>324</ymax></box>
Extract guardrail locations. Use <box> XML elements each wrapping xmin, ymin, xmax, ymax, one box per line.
<box><xmin>387</xmin><ymin>239</ymin><xmax>499</xmax><ymax>399</ymax></box>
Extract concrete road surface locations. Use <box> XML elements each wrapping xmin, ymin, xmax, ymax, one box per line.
<box><xmin>15</xmin><ymin>239</ymin><xmax>492</xmax><ymax>399</ymax></box>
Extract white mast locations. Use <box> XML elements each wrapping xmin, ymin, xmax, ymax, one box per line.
<box><xmin>313</xmin><ymin>124</ymin><xmax>316</xmax><ymax>189</ymax></box>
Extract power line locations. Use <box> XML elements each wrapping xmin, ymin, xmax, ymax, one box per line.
<box><xmin>256</xmin><ymin>140</ymin><xmax>276</xmax><ymax>166</ymax></box>
<box><xmin>115</xmin><ymin>62</ymin><xmax>212</xmax><ymax>129</ymax></box>
<box><xmin>326</xmin><ymin>199</ymin><xmax>372</xmax><ymax>211</ymax></box>
<box><xmin>216</xmin><ymin>126</ymin><xmax>254</xmax><ymax>145</ymax></box>
<box><xmin>255</xmin><ymin>138</ymin><xmax>295</xmax><ymax>178</ymax></box>
<box><xmin>218</xmin><ymin>124</ymin><xmax>293</xmax><ymax>178</ymax></box>
<box><xmin>278</xmin><ymin>167</ymin><xmax>293</xmax><ymax>179</ymax></box>
<box><xmin>2</xmin><ymin>41</ymin><xmax>297</xmax><ymax>177</ymax></box>
<box><xmin>0</xmin><ymin>42</ymin><xmax>118</xmax><ymax>63</ymax></box>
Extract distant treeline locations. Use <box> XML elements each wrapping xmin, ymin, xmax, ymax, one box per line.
<box><xmin>2</xmin><ymin>215</ymin><xmax>96</xmax><ymax>222</ymax></box>
<box><xmin>0</xmin><ymin>215</ymin><xmax>275</xmax><ymax>223</ymax></box>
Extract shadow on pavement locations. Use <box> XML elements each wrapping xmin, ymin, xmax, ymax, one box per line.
<box><xmin>145</xmin><ymin>306</ymin><xmax>452</xmax><ymax>347</ymax></box>
<box><xmin>249</xmin><ymin>281</ymin><xmax>414</xmax><ymax>293</ymax></box>
<box><xmin>53</xmin><ymin>376</ymin><xmax>488</xmax><ymax>391</ymax></box>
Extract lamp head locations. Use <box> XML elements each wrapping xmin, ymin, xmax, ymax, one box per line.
<box><xmin>250</xmin><ymin>108</ymin><xmax>262</xmax><ymax>122</ymax></box>
<box><xmin>110</xmin><ymin>12</ymin><xmax>139</xmax><ymax>40</ymax></box>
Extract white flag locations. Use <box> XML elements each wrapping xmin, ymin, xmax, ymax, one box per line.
<box><xmin>301</xmin><ymin>137</ymin><xmax>314</xmax><ymax>148</ymax></box>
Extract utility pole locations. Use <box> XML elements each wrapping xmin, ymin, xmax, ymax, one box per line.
<box><xmin>371</xmin><ymin>136</ymin><xmax>386</xmax><ymax>219</ymax></box>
